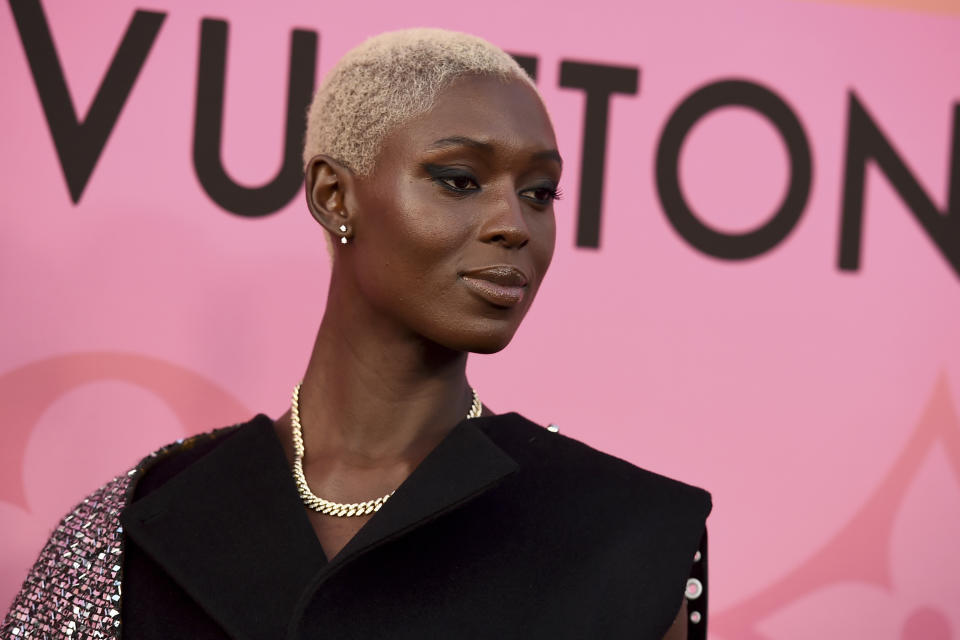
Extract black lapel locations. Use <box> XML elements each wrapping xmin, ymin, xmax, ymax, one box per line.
<box><xmin>286</xmin><ymin>415</ymin><xmax>519</xmax><ymax>628</ymax></box>
<box><xmin>330</xmin><ymin>414</ymin><xmax>519</xmax><ymax>567</ymax></box>
<box><xmin>122</xmin><ymin>413</ymin><xmax>519</xmax><ymax>639</ymax></box>
<box><xmin>121</xmin><ymin>415</ymin><xmax>326</xmax><ymax>640</ymax></box>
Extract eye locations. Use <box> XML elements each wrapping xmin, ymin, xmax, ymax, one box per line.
<box><xmin>423</xmin><ymin>164</ymin><xmax>481</xmax><ymax>194</ymax></box>
<box><xmin>440</xmin><ymin>175</ymin><xmax>480</xmax><ymax>192</ymax></box>
<box><xmin>520</xmin><ymin>184</ymin><xmax>563</xmax><ymax>204</ymax></box>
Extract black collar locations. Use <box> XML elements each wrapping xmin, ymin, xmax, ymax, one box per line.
<box><xmin>121</xmin><ymin>413</ymin><xmax>519</xmax><ymax>640</ymax></box>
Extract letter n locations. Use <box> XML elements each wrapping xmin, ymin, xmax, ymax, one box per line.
<box><xmin>838</xmin><ymin>93</ymin><xmax>960</xmax><ymax>279</ymax></box>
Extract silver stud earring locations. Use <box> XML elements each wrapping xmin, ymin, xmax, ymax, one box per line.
<box><xmin>339</xmin><ymin>224</ymin><xmax>348</xmax><ymax>245</ymax></box>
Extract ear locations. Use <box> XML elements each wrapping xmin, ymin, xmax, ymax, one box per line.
<box><xmin>304</xmin><ymin>154</ymin><xmax>355</xmax><ymax>242</ymax></box>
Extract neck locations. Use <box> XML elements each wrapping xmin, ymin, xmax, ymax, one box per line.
<box><xmin>295</xmin><ymin>273</ymin><xmax>474</xmax><ymax>464</ymax></box>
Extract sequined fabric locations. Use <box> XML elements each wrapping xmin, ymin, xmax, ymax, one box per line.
<box><xmin>1</xmin><ymin>473</ymin><xmax>129</xmax><ymax>639</ymax></box>
<box><xmin>1</xmin><ymin>429</ymin><xmax>233</xmax><ymax>640</ymax></box>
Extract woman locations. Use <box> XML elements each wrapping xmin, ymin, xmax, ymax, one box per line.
<box><xmin>2</xmin><ymin>29</ymin><xmax>710</xmax><ymax>639</ymax></box>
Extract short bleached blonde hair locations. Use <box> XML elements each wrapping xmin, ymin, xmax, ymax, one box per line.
<box><xmin>302</xmin><ymin>28</ymin><xmax>538</xmax><ymax>175</ymax></box>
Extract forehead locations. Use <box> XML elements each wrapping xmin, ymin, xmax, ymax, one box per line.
<box><xmin>377</xmin><ymin>76</ymin><xmax>558</xmax><ymax>165</ymax></box>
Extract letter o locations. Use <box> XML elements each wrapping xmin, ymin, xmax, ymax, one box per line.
<box><xmin>655</xmin><ymin>79</ymin><xmax>812</xmax><ymax>260</ymax></box>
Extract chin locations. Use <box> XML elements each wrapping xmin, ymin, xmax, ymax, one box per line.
<box><xmin>468</xmin><ymin>336</ymin><xmax>514</xmax><ymax>355</ymax></box>
<box><xmin>435</xmin><ymin>324</ymin><xmax>519</xmax><ymax>355</ymax></box>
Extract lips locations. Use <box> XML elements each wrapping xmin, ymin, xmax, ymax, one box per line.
<box><xmin>459</xmin><ymin>265</ymin><xmax>529</xmax><ymax>307</ymax></box>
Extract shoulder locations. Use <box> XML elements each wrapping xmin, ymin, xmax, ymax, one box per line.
<box><xmin>475</xmin><ymin>411</ymin><xmax>711</xmax><ymax>560</ymax></box>
<box><xmin>128</xmin><ymin>419</ymin><xmax>251</xmax><ymax>501</ymax></box>
<box><xmin>1</xmin><ymin>418</ymin><xmax>260</xmax><ymax>638</ymax></box>
<box><xmin>1</xmin><ymin>470</ymin><xmax>132</xmax><ymax>638</ymax></box>
<box><xmin>480</xmin><ymin>411</ymin><xmax>712</xmax><ymax>521</ymax></box>
<box><xmin>472</xmin><ymin>412</ymin><xmax>711</xmax><ymax>636</ymax></box>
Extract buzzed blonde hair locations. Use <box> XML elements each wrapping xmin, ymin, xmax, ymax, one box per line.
<box><xmin>302</xmin><ymin>28</ymin><xmax>537</xmax><ymax>175</ymax></box>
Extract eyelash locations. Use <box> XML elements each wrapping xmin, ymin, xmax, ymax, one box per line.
<box><xmin>523</xmin><ymin>185</ymin><xmax>564</xmax><ymax>203</ymax></box>
<box><xmin>435</xmin><ymin>174</ymin><xmax>479</xmax><ymax>194</ymax></box>
<box><xmin>430</xmin><ymin>172</ymin><xmax>562</xmax><ymax>204</ymax></box>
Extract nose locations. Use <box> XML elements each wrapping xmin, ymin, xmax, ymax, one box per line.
<box><xmin>479</xmin><ymin>191</ymin><xmax>529</xmax><ymax>249</ymax></box>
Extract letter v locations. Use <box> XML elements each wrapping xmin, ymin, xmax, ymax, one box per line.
<box><xmin>9</xmin><ymin>0</ymin><xmax>165</xmax><ymax>202</ymax></box>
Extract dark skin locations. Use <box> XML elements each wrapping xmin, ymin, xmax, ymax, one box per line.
<box><xmin>272</xmin><ymin>74</ymin><xmax>687</xmax><ymax>639</ymax></box>
<box><xmin>273</xmin><ymin>74</ymin><xmax>559</xmax><ymax>559</ymax></box>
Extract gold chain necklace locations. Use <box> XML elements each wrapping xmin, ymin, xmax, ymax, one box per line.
<box><xmin>290</xmin><ymin>382</ymin><xmax>482</xmax><ymax>517</ymax></box>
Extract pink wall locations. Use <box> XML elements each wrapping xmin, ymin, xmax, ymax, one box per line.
<box><xmin>2</xmin><ymin>0</ymin><xmax>959</xmax><ymax>636</ymax></box>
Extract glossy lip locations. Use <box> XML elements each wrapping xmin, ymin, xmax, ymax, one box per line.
<box><xmin>459</xmin><ymin>265</ymin><xmax>529</xmax><ymax>308</ymax></box>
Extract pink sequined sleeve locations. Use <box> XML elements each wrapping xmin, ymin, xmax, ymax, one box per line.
<box><xmin>1</xmin><ymin>472</ymin><xmax>132</xmax><ymax>640</ymax></box>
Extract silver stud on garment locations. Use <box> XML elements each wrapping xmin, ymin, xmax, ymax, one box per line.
<box><xmin>689</xmin><ymin>611</ymin><xmax>702</xmax><ymax>624</ymax></box>
<box><xmin>547</xmin><ymin>424</ymin><xmax>559</xmax><ymax>433</ymax></box>
<box><xmin>694</xmin><ymin>550</ymin><xmax>702</xmax><ymax>563</ymax></box>
<box><xmin>685</xmin><ymin>578</ymin><xmax>703</xmax><ymax>600</ymax></box>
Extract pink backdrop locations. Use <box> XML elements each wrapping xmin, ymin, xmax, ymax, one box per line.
<box><xmin>3</xmin><ymin>0</ymin><xmax>959</xmax><ymax>637</ymax></box>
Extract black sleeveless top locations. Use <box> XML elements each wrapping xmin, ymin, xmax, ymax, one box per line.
<box><xmin>120</xmin><ymin>413</ymin><xmax>711</xmax><ymax>639</ymax></box>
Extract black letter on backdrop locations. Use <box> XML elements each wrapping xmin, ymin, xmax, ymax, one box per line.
<box><xmin>838</xmin><ymin>94</ymin><xmax>960</xmax><ymax>279</ymax></box>
<box><xmin>9</xmin><ymin>0</ymin><xmax>165</xmax><ymax>203</ymax></box>
<box><xmin>509</xmin><ymin>54</ymin><xmax>538</xmax><ymax>82</ymax></box>
<box><xmin>193</xmin><ymin>19</ymin><xmax>317</xmax><ymax>217</ymax></box>
<box><xmin>656</xmin><ymin>79</ymin><xmax>812</xmax><ymax>260</ymax></box>
<box><xmin>559</xmin><ymin>61</ymin><xmax>639</xmax><ymax>248</ymax></box>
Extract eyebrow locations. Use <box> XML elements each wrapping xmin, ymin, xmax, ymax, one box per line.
<box><xmin>531</xmin><ymin>149</ymin><xmax>563</xmax><ymax>167</ymax></box>
<box><xmin>428</xmin><ymin>136</ymin><xmax>494</xmax><ymax>153</ymax></box>
<box><xmin>427</xmin><ymin>136</ymin><xmax>563</xmax><ymax>167</ymax></box>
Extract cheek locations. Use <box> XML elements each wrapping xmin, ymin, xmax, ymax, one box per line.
<box><xmin>530</xmin><ymin>213</ymin><xmax>557</xmax><ymax>282</ymax></box>
<box><xmin>391</xmin><ymin>204</ymin><xmax>470</xmax><ymax>265</ymax></box>
<box><xmin>358</xmin><ymin>182</ymin><xmax>472</xmax><ymax>288</ymax></box>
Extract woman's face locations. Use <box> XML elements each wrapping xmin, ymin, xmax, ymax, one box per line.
<box><xmin>341</xmin><ymin>75</ymin><xmax>561</xmax><ymax>354</ymax></box>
